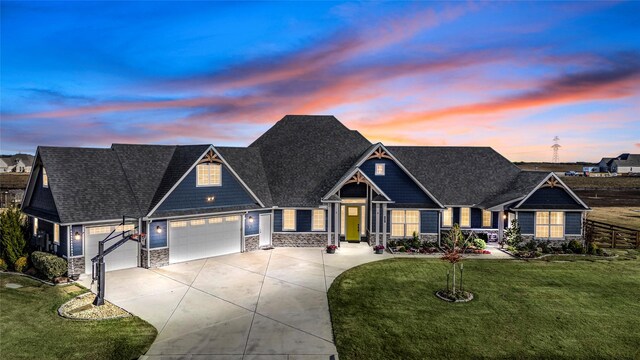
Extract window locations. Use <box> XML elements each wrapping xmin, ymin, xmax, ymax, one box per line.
<box><xmin>341</xmin><ymin>205</ymin><xmax>345</xmax><ymax>234</ymax></box>
<box><xmin>482</xmin><ymin>210</ymin><xmax>492</xmax><ymax>227</ymax></box>
<box><xmin>115</xmin><ymin>224</ymin><xmax>135</xmax><ymax>232</ymax></box>
<box><xmin>391</xmin><ymin>210</ymin><xmax>420</xmax><ymax>237</ymax></box>
<box><xmin>33</xmin><ymin>218</ymin><xmax>38</xmax><ymax>235</ymax></box>
<box><xmin>225</xmin><ymin>216</ymin><xmax>240</xmax><ymax>222</ymax></box>
<box><xmin>375</xmin><ymin>163</ymin><xmax>385</xmax><ymax>176</ymax></box>
<box><xmin>196</xmin><ymin>163</ymin><xmax>222</xmax><ymax>186</ymax></box>
<box><xmin>170</xmin><ymin>221</ymin><xmax>187</xmax><ymax>228</ymax></box>
<box><xmin>460</xmin><ymin>208</ymin><xmax>471</xmax><ymax>227</ymax></box>
<box><xmin>283</xmin><ymin>209</ymin><xmax>296</xmax><ymax>231</ymax></box>
<box><xmin>442</xmin><ymin>208</ymin><xmax>452</xmax><ymax>227</ymax></box>
<box><xmin>209</xmin><ymin>217</ymin><xmax>223</xmax><ymax>224</ymax></box>
<box><xmin>361</xmin><ymin>206</ymin><xmax>366</xmax><ymax>235</ymax></box>
<box><xmin>42</xmin><ymin>168</ymin><xmax>48</xmax><ymax>188</ymax></box>
<box><xmin>88</xmin><ymin>226</ymin><xmax>111</xmax><ymax>235</ymax></box>
<box><xmin>535</xmin><ymin>211</ymin><xmax>564</xmax><ymax>239</ymax></box>
<box><xmin>53</xmin><ymin>224</ymin><xmax>60</xmax><ymax>245</ymax></box>
<box><xmin>190</xmin><ymin>219</ymin><xmax>205</xmax><ymax>226</ymax></box>
<box><xmin>312</xmin><ymin>209</ymin><xmax>325</xmax><ymax>231</ymax></box>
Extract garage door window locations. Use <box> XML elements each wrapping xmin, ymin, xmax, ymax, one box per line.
<box><xmin>171</xmin><ymin>221</ymin><xmax>187</xmax><ymax>228</ymax></box>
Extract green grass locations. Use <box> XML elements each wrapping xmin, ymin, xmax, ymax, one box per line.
<box><xmin>328</xmin><ymin>255</ymin><xmax>640</xmax><ymax>360</ymax></box>
<box><xmin>0</xmin><ymin>273</ymin><xmax>157</xmax><ymax>360</ymax></box>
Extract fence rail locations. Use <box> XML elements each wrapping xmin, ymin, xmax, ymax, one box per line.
<box><xmin>584</xmin><ymin>219</ymin><xmax>640</xmax><ymax>249</ymax></box>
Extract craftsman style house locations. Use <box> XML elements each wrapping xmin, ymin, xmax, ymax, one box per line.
<box><xmin>22</xmin><ymin>115</ymin><xmax>589</xmax><ymax>276</ymax></box>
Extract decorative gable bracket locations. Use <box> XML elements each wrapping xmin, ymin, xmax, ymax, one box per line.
<box><xmin>198</xmin><ymin>149</ymin><xmax>223</xmax><ymax>164</ymax></box>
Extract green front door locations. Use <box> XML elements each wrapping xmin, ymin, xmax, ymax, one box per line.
<box><xmin>346</xmin><ymin>206</ymin><xmax>360</xmax><ymax>242</ymax></box>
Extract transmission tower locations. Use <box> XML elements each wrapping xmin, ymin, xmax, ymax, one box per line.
<box><xmin>551</xmin><ymin>136</ymin><xmax>560</xmax><ymax>163</ymax></box>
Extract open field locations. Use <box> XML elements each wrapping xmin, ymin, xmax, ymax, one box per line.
<box><xmin>0</xmin><ymin>273</ymin><xmax>157</xmax><ymax>360</ymax></box>
<box><xmin>516</xmin><ymin>162</ymin><xmax>587</xmax><ymax>172</ymax></box>
<box><xmin>587</xmin><ymin>207</ymin><xmax>640</xmax><ymax>230</ymax></box>
<box><xmin>329</xmin><ymin>256</ymin><xmax>640</xmax><ymax>360</ymax></box>
<box><xmin>562</xmin><ymin>176</ymin><xmax>640</xmax><ymax>189</ymax></box>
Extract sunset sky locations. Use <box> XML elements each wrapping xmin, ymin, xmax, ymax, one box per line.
<box><xmin>1</xmin><ymin>1</ymin><xmax>639</xmax><ymax>162</ymax></box>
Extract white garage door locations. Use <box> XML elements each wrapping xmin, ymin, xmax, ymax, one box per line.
<box><xmin>84</xmin><ymin>224</ymin><xmax>139</xmax><ymax>274</ymax></box>
<box><xmin>169</xmin><ymin>215</ymin><xmax>241</xmax><ymax>264</ymax></box>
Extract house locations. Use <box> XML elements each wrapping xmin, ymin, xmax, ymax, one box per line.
<box><xmin>0</xmin><ymin>154</ymin><xmax>34</xmax><ymax>172</ymax></box>
<box><xmin>610</xmin><ymin>154</ymin><xmax>640</xmax><ymax>174</ymax></box>
<box><xmin>21</xmin><ymin>115</ymin><xmax>590</xmax><ymax>277</ymax></box>
<box><xmin>597</xmin><ymin>157</ymin><xmax>614</xmax><ymax>173</ymax></box>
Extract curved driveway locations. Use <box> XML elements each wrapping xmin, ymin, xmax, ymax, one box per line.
<box><xmin>80</xmin><ymin>243</ymin><xmax>394</xmax><ymax>359</ymax></box>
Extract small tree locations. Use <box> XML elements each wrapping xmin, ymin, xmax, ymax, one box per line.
<box><xmin>0</xmin><ymin>207</ymin><xmax>28</xmax><ymax>267</ymax></box>
<box><xmin>504</xmin><ymin>219</ymin><xmax>522</xmax><ymax>248</ymax></box>
<box><xmin>440</xmin><ymin>224</ymin><xmax>472</xmax><ymax>295</ymax></box>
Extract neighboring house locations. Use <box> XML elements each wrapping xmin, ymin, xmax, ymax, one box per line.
<box><xmin>0</xmin><ymin>154</ymin><xmax>34</xmax><ymax>172</ymax></box>
<box><xmin>597</xmin><ymin>157</ymin><xmax>614</xmax><ymax>173</ymax></box>
<box><xmin>21</xmin><ymin>115</ymin><xmax>590</xmax><ymax>276</ymax></box>
<box><xmin>610</xmin><ymin>154</ymin><xmax>640</xmax><ymax>174</ymax></box>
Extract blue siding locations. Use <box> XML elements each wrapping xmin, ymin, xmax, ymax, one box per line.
<box><xmin>519</xmin><ymin>187</ymin><xmax>584</xmax><ymax>209</ymax></box>
<box><xmin>57</xmin><ymin>226</ymin><xmax>67</xmax><ymax>257</ymax></box>
<box><xmin>360</xmin><ymin>158</ymin><xmax>438</xmax><ymax>207</ymax></box>
<box><xmin>245</xmin><ymin>211</ymin><xmax>260</xmax><ymax>236</ymax></box>
<box><xmin>29</xmin><ymin>166</ymin><xmax>59</xmax><ymax>218</ymax></box>
<box><xmin>470</xmin><ymin>208</ymin><xmax>482</xmax><ymax>228</ymax></box>
<box><xmin>274</xmin><ymin>209</ymin><xmax>283</xmax><ymax>232</ymax></box>
<box><xmin>518</xmin><ymin>212</ymin><xmax>535</xmax><ymax>234</ymax></box>
<box><xmin>340</xmin><ymin>182</ymin><xmax>367</xmax><ymax>198</ymax></box>
<box><xmin>149</xmin><ymin>221</ymin><xmax>168</xmax><ymax>248</ymax></box>
<box><xmin>565</xmin><ymin>212</ymin><xmax>582</xmax><ymax>235</ymax></box>
<box><xmin>452</xmin><ymin>207</ymin><xmax>460</xmax><ymax>226</ymax></box>
<box><xmin>492</xmin><ymin>212</ymin><xmax>499</xmax><ymax>229</ymax></box>
<box><xmin>156</xmin><ymin>164</ymin><xmax>256</xmax><ymax>212</ymax></box>
<box><xmin>71</xmin><ymin>225</ymin><xmax>83</xmax><ymax>256</ymax></box>
<box><xmin>297</xmin><ymin>210</ymin><xmax>312</xmax><ymax>232</ymax></box>
<box><xmin>420</xmin><ymin>211</ymin><xmax>439</xmax><ymax>234</ymax></box>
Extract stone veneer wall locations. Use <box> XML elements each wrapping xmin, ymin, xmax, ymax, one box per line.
<box><xmin>142</xmin><ymin>248</ymin><xmax>169</xmax><ymax>268</ymax></box>
<box><xmin>245</xmin><ymin>235</ymin><xmax>259</xmax><ymax>252</ymax></box>
<box><xmin>272</xmin><ymin>233</ymin><xmax>327</xmax><ymax>247</ymax></box>
<box><xmin>420</xmin><ymin>234</ymin><xmax>439</xmax><ymax>243</ymax></box>
<box><xmin>67</xmin><ymin>257</ymin><xmax>85</xmax><ymax>277</ymax></box>
<box><xmin>522</xmin><ymin>235</ymin><xmax>584</xmax><ymax>243</ymax></box>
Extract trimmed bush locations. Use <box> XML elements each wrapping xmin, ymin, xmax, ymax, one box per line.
<box><xmin>31</xmin><ymin>251</ymin><xmax>67</xmax><ymax>280</ymax></box>
<box><xmin>0</xmin><ymin>258</ymin><xmax>7</xmax><ymax>271</ymax></box>
<box><xmin>473</xmin><ymin>238</ymin><xmax>487</xmax><ymax>250</ymax></box>
<box><xmin>14</xmin><ymin>256</ymin><xmax>28</xmax><ymax>273</ymax></box>
<box><xmin>567</xmin><ymin>240</ymin><xmax>585</xmax><ymax>254</ymax></box>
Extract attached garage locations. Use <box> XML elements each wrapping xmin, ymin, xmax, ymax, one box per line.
<box><xmin>169</xmin><ymin>215</ymin><xmax>242</xmax><ymax>264</ymax></box>
<box><xmin>84</xmin><ymin>224</ymin><xmax>139</xmax><ymax>274</ymax></box>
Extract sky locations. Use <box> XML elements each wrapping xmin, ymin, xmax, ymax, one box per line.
<box><xmin>1</xmin><ymin>1</ymin><xmax>639</xmax><ymax>162</ymax></box>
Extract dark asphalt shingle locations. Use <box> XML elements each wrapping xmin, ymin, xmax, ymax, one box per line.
<box><xmin>216</xmin><ymin>146</ymin><xmax>273</xmax><ymax>207</ymax></box>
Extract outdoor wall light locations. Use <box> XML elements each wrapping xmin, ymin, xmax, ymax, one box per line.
<box><xmin>206</xmin><ymin>195</ymin><xmax>215</xmax><ymax>202</ymax></box>
<box><xmin>74</xmin><ymin>231</ymin><xmax>81</xmax><ymax>241</ymax></box>
<box><xmin>248</xmin><ymin>216</ymin><xmax>254</xmax><ymax>223</ymax></box>
<box><xmin>503</xmin><ymin>214</ymin><xmax>507</xmax><ymax>219</ymax></box>
<box><xmin>156</xmin><ymin>226</ymin><xmax>163</xmax><ymax>234</ymax></box>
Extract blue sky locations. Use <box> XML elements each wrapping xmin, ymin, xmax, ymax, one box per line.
<box><xmin>1</xmin><ymin>1</ymin><xmax>639</xmax><ymax>161</ymax></box>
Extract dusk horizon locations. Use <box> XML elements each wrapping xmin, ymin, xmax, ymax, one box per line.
<box><xmin>2</xmin><ymin>1</ymin><xmax>639</xmax><ymax>162</ymax></box>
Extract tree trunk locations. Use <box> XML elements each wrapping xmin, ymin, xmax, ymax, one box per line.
<box><xmin>451</xmin><ymin>263</ymin><xmax>456</xmax><ymax>294</ymax></box>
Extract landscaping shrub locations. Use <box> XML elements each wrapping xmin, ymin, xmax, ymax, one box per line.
<box><xmin>473</xmin><ymin>238</ymin><xmax>486</xmax><ymax>250</ymax></box>
<box><xmin>14</xmin><ymin>256</ymin><xmax>28</xmax><ymax>273</ymax></box>
<box><xmin>0</xmin><ymin>207</ymin><xmax>28</xmax><ymax>266</ymax></box>
<box><xmin>504</xmin><ymin>219</ymin><xmax>522</xmax><ymax>248</ymax></box>
<box><xmin>586</xmin><ymin>242</ymin><xmax>600</xmax><ymax>255</ymax></box>
<box><xmin>31</xmin><ymin>251</ymin><xmax>67</xmax><ymax>280</ymax></box>
<box><xmin>0</xmin><ymin>258</ymin><xmax>7</xmax><ymax>271</ymax></box>
<box><xmin>567</xmin><ymin>240</ymin><xmax>585</xmax><ymax>254</ymax></box>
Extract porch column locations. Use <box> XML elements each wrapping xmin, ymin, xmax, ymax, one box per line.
<box><xmin>382</xmin><ymin>203</ymin><xmax>387</xmax><ymax>248</ymax></box>
<box><xmin>334</xmin><ymin>202</ymin><xmax>340</xmax><ymax>246</ymax></box>
<box><xmin>327</xmin><ymin>204</ymin><xmax>332</xmax><ymax>245</ymax></box>
<box><xmin>375</xmin><ymin>203</ymin><xmax>380</xmax><ymax>245</ymax></box>
<box><xmin>498</xmin><ymin>210</ymin><xmax>505</xmax><ymax>244</ymax></box>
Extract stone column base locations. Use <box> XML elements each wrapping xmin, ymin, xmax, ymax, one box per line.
<box><xmin>142</xmin><ymin>248</ymin><xmax>169</xmax><ymax>268</ymax></box>
<box><xmin>245</xmin><ymin>235</ymin><xmax>259</xmax><ymax>252</ymax></box>
<box><xmin>67</xmin><ymin>257</ymin><xmax>85</xmax><ymax>276</ymax></box>
<box><xmin>272</xmin><ymin>233</ymin><xmax>327</xmax><ymax>247</ymax></box>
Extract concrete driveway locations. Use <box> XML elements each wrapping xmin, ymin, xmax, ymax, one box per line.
<box><xmin>79</xmin><ymin>242</ymin><xmax>392</xmax><ymax>359</ymax></box>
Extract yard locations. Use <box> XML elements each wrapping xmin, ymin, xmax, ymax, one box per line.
<box><xmin>0</xmin><ymin>273</ymin><xmax>157</xmax><ymax>360</ymax></box>
<box><xmin>328</xmin><ymin>254</ymin><xmax>640</xmax><ymax>360</ymax></box>
<box><xmin>588</xmin><ymin>207</ymin><xmax>640</xmax><ymax>230</ymax></box>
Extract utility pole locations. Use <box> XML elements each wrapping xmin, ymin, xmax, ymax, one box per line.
<box><xmin>551</xmin><ymin>136</ymin><xmax>560</xmax><ymax>163</ymax></box>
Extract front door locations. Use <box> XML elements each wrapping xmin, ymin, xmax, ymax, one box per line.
<box><xmin>259</xmin><ymin>214</ymin><xmax>272</xmax><ymax>247</ymax></box>
<box><xmin>346</xmin><ymin>206</ymin><xmax>360</xmax><ymax>242</ymax></box>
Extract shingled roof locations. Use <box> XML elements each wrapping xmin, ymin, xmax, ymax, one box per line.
<box><xmin>388</xmin><ymin>146</ymin><xmax>524</xmax><ymax>206</ymax></box>
<box><xmin>249</xmin><ymin>115</ymin><xmax>371</xmax><ymax>207</ymax></box>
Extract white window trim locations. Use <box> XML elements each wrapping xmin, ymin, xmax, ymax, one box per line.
<box><xmin>375</xmin><ymin>163</ymin><xmax>385</xmax><ymax>176</ymax></box>
<box><xmin>282</xmin><ymin>209</ymin><xmax>296</xmax><ymax>231</ymax></box>
<box><xmin>482</xmin><ymin>210</ymin><xmax>492</xmax><ymax>228</ymax></box>
<box><xmin>42</xmin><ymin>168</ymin><xmax>48</xmax><ymax>188</ymax></box>
<box><xmin>442</xmin><ymin>208</ymin><xmax>453</xmax><ymax>227</ymax></box>
<box><xmin>312</xmin><ymin>209</ymin><xmax>326</xmax><ymax>231</ymax></box>
<box><xmin>390</xmin><ymin>209</ymin><xmax>420</xmax><ymax>238</ymax></box>
<box><xmin>196</xmin><ymin>163</ymin><xmax>222</xmax><ymax>187</ymax></box>
<box><xmin>535</xmin><ymin>211</ymin><xmax>565</xmax><ymax>240</ymax></box>
<box><xmin>460</xmin><ymin>208</ymin><xmax>471</xmax><ymax>228</ymax></box>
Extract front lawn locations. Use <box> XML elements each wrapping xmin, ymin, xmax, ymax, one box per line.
<box><xmin>328</xmin><ymin>254</ymin><xmax>640</xmax><ymax>359</ymax></box>
<box><xmin>0</xmin><ymin>273</ymin><xmax>157</xmax><ymax>360</ymax></box>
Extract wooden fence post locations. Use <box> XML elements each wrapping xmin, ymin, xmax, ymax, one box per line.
<box><xmin>636</xmin><ymin>231</ymin><xmax>640</xmax><ymax>249</ymax></box>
